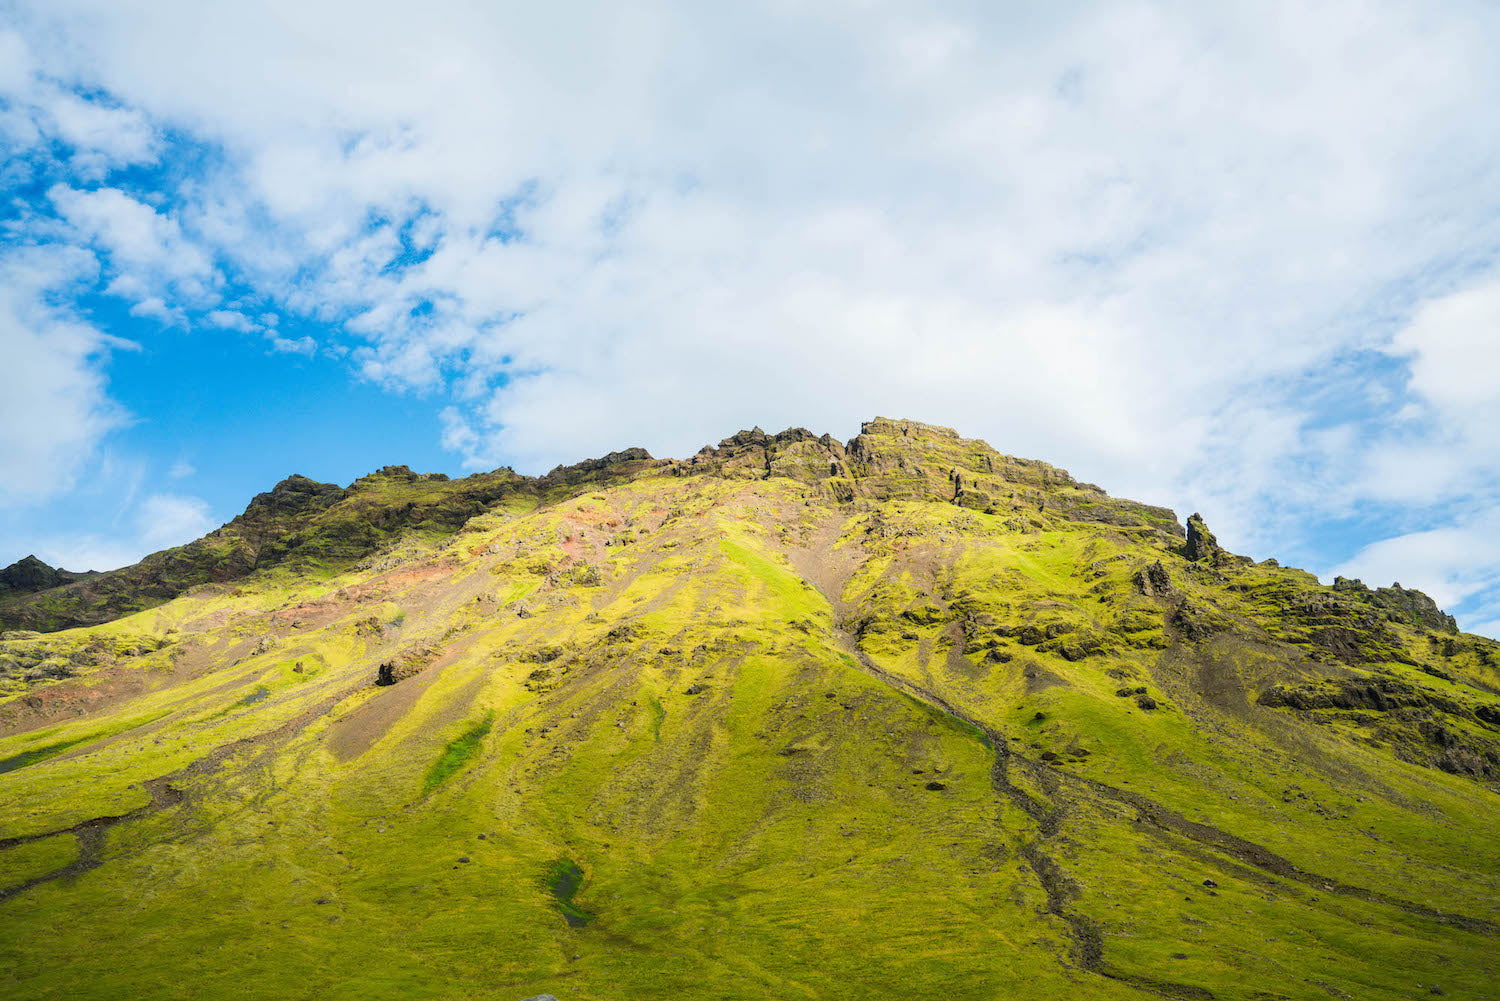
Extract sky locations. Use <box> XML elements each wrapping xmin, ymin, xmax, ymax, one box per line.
<box><xmin>1</xmin><ymin>1</ymin><xmax>1498</xmax><ymax>637</ymax></box>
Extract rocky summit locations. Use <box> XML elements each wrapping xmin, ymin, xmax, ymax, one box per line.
<box><xmin>1</xmin><ymin>417</ymin><xmax>1497</xmax><ymax>1001</ymax></box>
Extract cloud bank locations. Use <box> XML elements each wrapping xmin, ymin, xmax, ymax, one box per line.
<box><xmin>2</xmin><ymin>2</ymin><xmax>1499</xmax><ymax>631</ymax></box>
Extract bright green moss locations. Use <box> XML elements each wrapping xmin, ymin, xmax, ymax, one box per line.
<box><xmin>422</xmin><ymin>712</ymin><xmax>493</xmax><ymax>792</ymax></box>
<box><xmin>543</xmin><ymin>858</ymin><xmax>594</xmax><ymax>927</ymax></box>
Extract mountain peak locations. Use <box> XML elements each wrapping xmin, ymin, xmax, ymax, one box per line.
<box><xmin>0</xmin><ymin>554</ymin><xmax>96</xmax><ymax>595</ymax></box>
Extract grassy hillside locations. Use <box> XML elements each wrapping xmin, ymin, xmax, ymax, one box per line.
<box><xmin>0</xmin><ymin>451</ymin><xmax>659</xmax><ymax>634</ymax></box>
<box><xmin>0</xmin><ymin>419</ymin><xmax>1495</xmax><ymax>1000</ymax></box>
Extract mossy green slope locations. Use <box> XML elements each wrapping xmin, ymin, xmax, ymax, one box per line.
<box><xmin>0</xmin><ymin>451</ymin><xmax>659</xmax><ymax>634</ymax></box>
<box><xmin>0</xmin><ymin>418</ymin><xmax>1496</xmax><ymax>1001</ymax></box>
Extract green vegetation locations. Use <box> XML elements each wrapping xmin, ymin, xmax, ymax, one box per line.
<box><xmin>0</xmin><ymin>735</ymin><xmax>93</xmax><ymax>774</ymax></box>
<box><xmin>0</xmin><ymin>449</ymin><xmax>659</xmax><ymax>634</ymax></box>
<box><xmin>544</xmin><ymin>859</ymin><xmax>594</xmax><ymax>927</ymax></box>
<box><xmin>0</xmin><ymin>418</ymin><xmax>1496</xmax><ymax>1000</ymax></box>
<box><xmin>423</xmin><ymin>712</ymin><xmax>493</xmax><ymax>792</ymax></box>
<box><xmin>0</xmin><ymin>709</ymin><xmax>172</xmax><ymax>774</ymax></box>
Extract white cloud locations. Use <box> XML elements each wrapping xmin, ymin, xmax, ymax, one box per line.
<box><xmin>0</xmin><ymin>244</ymin><xmax>125</xmax><ymax>506</ymax></box>
<box><xmin>135</xmin><ymin>493</ymin><xmax>215</xmax><ymax>552</ymax></box>
<box><xmin>41</xmin><ymin>90</ymin><xmax>157</xmax><ymax>169</ymax></box>
<box><xmin>1335</xmin><ymin>528</ymin><xmax>1494</xmax><ymax>610</ymax></box>
<box><xmin>0</xmin><ymin>29</ymin><xmax>35</xmax><ymax>94</ymax></box>
<box><xmin>1328</xmin><ymin>273</ymin><xmax>1500</xmax><ymax>633</ymax></box>
<box><xmin>2</xmin><ymin>0</ymin><xmax>1500</xmax><ymax>618</ymax></box>
<box><xmin>1335</xmin><ymin>515</ymin><xmax>1500</xmax><ymax>639</ymax></box>
<box><xmin>204</xmin><ymin>308</ymin><xmax>317</xmax><ymax>356</ymax></box>
<box><xmin>49</xmin><ymin>185</ymin><xmax>214</xmax><ymax>299</ymax></box>
<box><xmin>266</xmin><ymin>333</ymin><xmax>316</xmax><ymax>355</ymax></box>
<box><xmin>36</xmin><ymin>491</ymin><xmax>217</xmax><ymax>572</ymax></box>
<box><xmin>204</xmin><ymin>308</ymin><xmax>258</xmax><ymax>332</ymax></box>
<box><xmin>127</xmin><ymin>295</ymin><xmax>183</xmax><ymax>324</ymax></box>
<box><xmin>1390</xmin><ymin>279</ymin><xmax>1500</xmax><ymax>413</ymax></box>
<box><xmin>0</xmin><ymin>28</ymin><xmax>156</xmax><ymax>170</ymax></box>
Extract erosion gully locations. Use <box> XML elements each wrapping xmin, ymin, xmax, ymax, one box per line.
<box><xmin>0</xmin><ymin>680</ymin><xmax>366</xmax><ymax>902</ymax></box>
<box><xmin>842</xmin><ymin>640</ymin><xmax>1496</xmax><ymax>1001</ymax></box>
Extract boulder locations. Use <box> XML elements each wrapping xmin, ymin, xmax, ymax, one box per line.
<box><xmin>1134</xmin><ymin>560</ymin><xmax>1175</xmax><ymax>597</ymax></box>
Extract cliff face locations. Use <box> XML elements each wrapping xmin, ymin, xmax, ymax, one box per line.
<box><xmin>0</xmin><ymin>418</ymin><xmax>1494</xmax><ymax>1001</ymax></box>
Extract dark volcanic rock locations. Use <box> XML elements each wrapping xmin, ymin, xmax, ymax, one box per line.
<box><xmin>1281</xmin><ymin>589</ymin><xmax>1405</xmax><ymax>664</ymax></box>
<box><xmin>0</xmin><ymin>555</ymin><xmax>96</xmax><ymax>595</ymax></box>
<box><xmin>1135</xmin><ymin>560</ymin><xmax>1175</xmax><ymax>598</ymax></box>
<box><xmin>1258</xmin><ymin>674</ymin><xmax>1500</xmax><ymax>781</ymax></box>
<box><xmin>1333</xmin><ymin>576</ymin><xmax>1458</xmax><ymax>634</ymax></box>
<box><xmin>677</xmin><ymin>426</ymin><xmax>850</xmax><ymax>493</ymax></box>
<box><xmin>1185</xmin><ymin>513</ymin><xmax>1221</xmax><ymax>563</ymax></box>
<box><xmin>1172</xmin><ymin>600</ymin><xmax>1228</xmax><ymax>640</ymax></box>
<box><xmin>542</xmin><ymin>448</ymin><xmax>656</xmax><ymax>487</ymax></box>
<box><xmin>1258</xmin><ymin>675</ymin><xmax>1464</xmax><ymax>715</ymax></box>
<box><xmin>375</xmin><ymin>644</ymin><xmax>440</xmax><ymax>687</ymax></box>
<box><xmin>237</xmin><ymin>474</ymin><xmax>347</xmax><ymax>522</ymax></box>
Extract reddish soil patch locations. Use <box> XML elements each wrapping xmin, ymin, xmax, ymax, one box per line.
<box><xmin>0</xmin><ymin>680</ymin><xmax>140</xmax><ymax>736</ymax></box>
<box><xmin>337</xmin><ymin>561</ymin><xmax>456</xmax><ymax>605</ymax></box>
<box><xmin>268</xmin><ymin>597</ymin><xmax>346</xmax><ymax>631</ymax></box>
<box><xmin>179</xmin><ymin>608</ymin><xmax>242</xmax><ymax>632</ymax></box>
<box><xmin>379</xmin><ymin>560</ymin><xmax>458</xmax><ymax>589</ymax></box>
<box><xmin>0</xmin><ymin>634</ymin><xmax>261</xmax><ymax>738</ymax></box>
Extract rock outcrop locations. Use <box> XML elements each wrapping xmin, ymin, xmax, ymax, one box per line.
<box><xmin>1134</xmin><ymin>560</ymin><xmax>1175</xmax><ymax>597</ymax></box>
<box><xmin>540</xmin><ymin>448</ymin><xmax>659</xmax><ymax>489</ymax></box>
<box><xmin>1184</xmin><ymin>513</ymin><xmax>1221</xmax><ymax>563</ymax></box>
<box><xmin>671</xmin><ymin>418</ymin><xmax>1183</xmax><ymax>535</ymax></box>
<box><xmin>675</xmin><ymin>427</ymin><xmax>851</xmax><ymax>497</ymax></box>
<box><xmin>1334</xmin><ymin>577</ymin><xmax>1458</xmax><ymax>633</ymax></box>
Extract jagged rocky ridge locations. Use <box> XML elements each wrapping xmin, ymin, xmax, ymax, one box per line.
<box><xmin>0</xmin><ymin>454</ymin><xmax>658</xmax><ymax>634</ymax></box>
<box><xmin>0</xmin><ymin>419</ymin><xmax>1183</xmax><ymax>633</ymax></box>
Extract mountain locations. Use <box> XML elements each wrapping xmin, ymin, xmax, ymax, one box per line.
<box><xmin>0</xmin><ymin>453</ymin><xmax>659</xmax><ymax>634</ymax></box>
<box><xmin>0</xmin><ymin>555</ymin><xmax>97</xmax><ymax>597</ymax></box>
<box><xmin>1</xmin><ymin>418</ymin><xmax>1496</xmax><ymax>1001</ymax></box>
